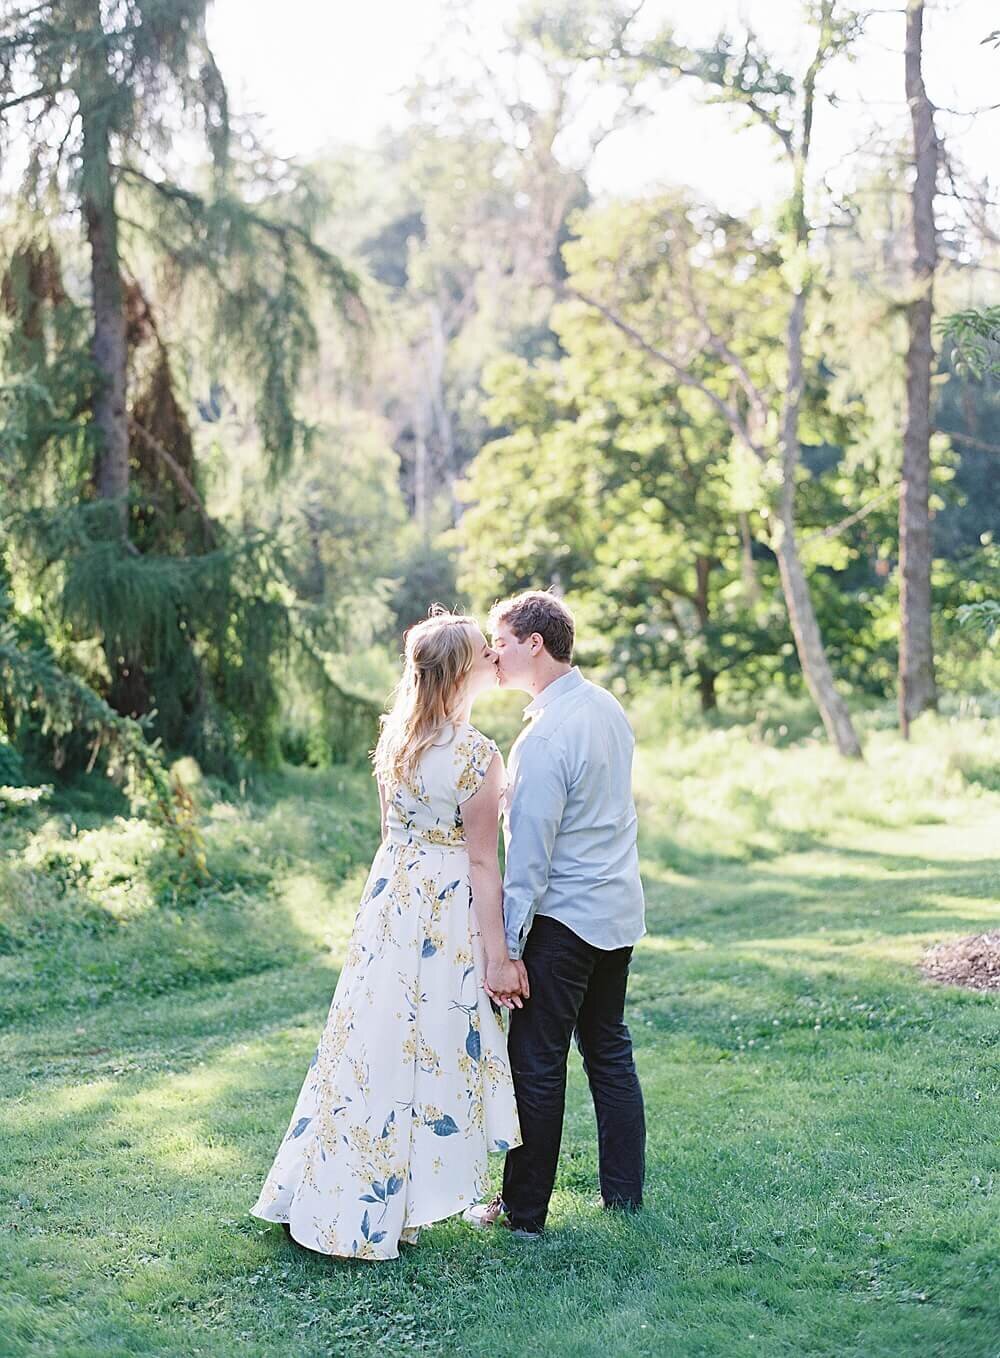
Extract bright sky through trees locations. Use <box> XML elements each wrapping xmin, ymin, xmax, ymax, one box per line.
<box><xmin>207</xmin><ymin>0</ymin><xmax>998</xmax><ymax>212</ymax></box>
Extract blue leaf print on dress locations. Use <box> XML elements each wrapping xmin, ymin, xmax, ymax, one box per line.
<box><xmin>247</xmin><ymin>721</ymin><xmax>524</xmax><ymax>1259</ymax></box>
<box><xmin>429</xmin><ymin>1114</ymin><xmax>459</xmax><ymax>1137</ymax></box>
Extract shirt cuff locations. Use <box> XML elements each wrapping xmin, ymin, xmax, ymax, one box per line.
<box><xmin>505</xmin><ymin>922</ymin><xmax>527</xmax><ymax>960</ymax></box>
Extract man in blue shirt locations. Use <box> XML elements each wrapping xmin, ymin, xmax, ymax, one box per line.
<box><xmin>465</xmin><ymin>590</ymin><xmax>646</xmax><ymax>1237</ymax></box>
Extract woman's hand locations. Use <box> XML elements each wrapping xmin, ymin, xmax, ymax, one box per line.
<box><xmin>485</xmin><ymin>957</ymin><xmax>529</xmax><ymax>1010</ymax></box>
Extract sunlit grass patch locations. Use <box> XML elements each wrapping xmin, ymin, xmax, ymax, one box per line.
<box><xmin>1</xmin><ymin>725</ymin><xmax>1000</xmax><ymax>1356</ymax></box>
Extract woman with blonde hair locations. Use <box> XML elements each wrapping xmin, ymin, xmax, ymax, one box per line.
<box><xmin>251</xmin><ymin>608</ymin><xmax>524</xmax><ymax>1259</ymax></box>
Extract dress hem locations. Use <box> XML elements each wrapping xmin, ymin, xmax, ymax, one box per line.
<box><xmin>249</xmin><ymin>1188</ymin><xmax>501</xmax><ymax>1262</ymax></box>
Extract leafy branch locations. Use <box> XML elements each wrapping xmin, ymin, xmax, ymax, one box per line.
<box><xmin>939</xmin><ymin>306</ymin><xmax>1000</xmax><ymax>379</ymax></box>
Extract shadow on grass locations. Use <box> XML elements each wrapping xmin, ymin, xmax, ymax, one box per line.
<box><xmin>4</xmin><ymin>918</ymin><xmax>1000</xmax><ymax>1358</ymax></box>
<box><xmin>3</xmin><ymin>768</ymin><xmax>1000</xmax><ymax>1354</ymax></box>
<box><xmin>0</xmin><ymin>767</ymin><xmax>380</xmax><ymax>1031</ymax></box>
<box><xmin>640</xmin><ymin>841</ymin><xmax>1000</xmax><ymax>947</ymax></box>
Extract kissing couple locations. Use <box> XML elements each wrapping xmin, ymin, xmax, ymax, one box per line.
<box><xmin>251</xmin><ymin>590</ymin><xmax>646</xmax><ymax>1258</ymax></box>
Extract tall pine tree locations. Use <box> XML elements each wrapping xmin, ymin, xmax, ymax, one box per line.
<box><xmin>0</xmin><ymin>1</ymin><xmax>364</xmax><ymax>765</ymax></box>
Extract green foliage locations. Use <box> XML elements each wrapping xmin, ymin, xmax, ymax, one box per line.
<box><xmin>0</xmin><ymin>738</ymin><xmax>24</xmax><ymax>786</ymax></box>
<box><xmin>389</xmin><ymin>533</ymin><xmax>462</xmax><ymax>637</ymax></box>
<box><xmin>0</xmin><ymin>604</ymin><xmax>204</xmax><ymax>870</ymax></box>
<box><xmin>957</xmin><ymin>600</ymin><xmax>1000</xmax><ymax>639</ymax></box>
<box><xmin>940</xmin><ymin>307</ymin><xmax>1000</xmax><ymax>380</ymax></box>
<box><xmin>120</xmin><ymin>170</ymin><xmax>364</xmax><ymax>480</ymax></box>
<box><xmin>458</xmin><ymin>193</ymin><xmax>908</xmax><ymax>706</ymax></box>
<box><xmin>3</xmin><ymin>0</ymin><xmax>999</xmax><ymax>776</ymax></box>
<box><xmin>0</xmin><ymin>0</ymin><xmax>369</xmax><ymax>794</ymax></box>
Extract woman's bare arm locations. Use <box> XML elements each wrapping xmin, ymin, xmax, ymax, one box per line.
<box><xmin>462</xmin><ymin>752</ymin><xmax>527</xmax><ymax>1006</ymax></box>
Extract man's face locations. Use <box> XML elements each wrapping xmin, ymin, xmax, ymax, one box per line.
<box><xmin>491</xmin><ymin>620</ymin><xmax>537</xmax><ymax>691</ymax></box>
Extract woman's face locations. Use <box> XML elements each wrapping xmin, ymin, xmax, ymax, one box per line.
<box><xmin>463</xmin><ymin>625</ymin><xmax>500</xmax><ymax>698</ymax></box>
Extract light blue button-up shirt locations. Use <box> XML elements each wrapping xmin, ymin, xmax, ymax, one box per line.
<box><xmin>502</xmin><ymin>667</ymin><xmax>646</xmax><ymax>959</ymax></box>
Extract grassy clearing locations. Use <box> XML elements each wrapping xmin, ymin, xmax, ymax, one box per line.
<box><xmin>2</xmin><ymin>713</ymin><xmax>999</xmax><ymax>1357</ymax></box>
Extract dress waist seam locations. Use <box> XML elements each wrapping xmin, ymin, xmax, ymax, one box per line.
<box><xmin>385</xmin><ymin>838</ymin><xmax>469</xmax><ymax>853</ymax></box>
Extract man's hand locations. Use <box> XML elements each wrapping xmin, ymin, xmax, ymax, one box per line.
<box><xmin>512</xmin><ymin>959</ymin><xmax>529</xmax><ymax>1000</ymax></box>
<box><xmin>485</xmin><ymin>957</ymin><xmax>530</xmax><ymax>1009</ymax></box>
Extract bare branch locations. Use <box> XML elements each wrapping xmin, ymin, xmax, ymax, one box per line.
<box><xmin>566</xmin><ymin>286</ymin><xmax>766</xmax><ymax>462</ymax></box>
<box><xmin>128</xmin><ymin>418</ymin><xmax>217</xmax><ymax>544</ymax></box>
<box><xmin>0</xmin><ymin>80</ymin><xmax>61</xmax><ymax>113</ymax></box>
<box><xmin>674</xmin><ymin>246</ymin><xmax>770</xmax><ymax>428</ymax></box>
<box><xmin>799</xmin><ymin>485</ymin><xmax>900</xmax><ymax>547</ymax></box>
<box><xmin>941</xmin><ymin>429</ymin><xmax>1000</xmax><ymax>455</ymax></box>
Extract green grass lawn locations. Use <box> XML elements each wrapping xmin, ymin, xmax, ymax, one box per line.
<box><xmin>2</xmin><ymin>713</ymin><xmax>1000</xmax><ymax>1357</ymax></box>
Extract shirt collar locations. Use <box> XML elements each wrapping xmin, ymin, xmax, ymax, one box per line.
<box><xmin>523</xmin><ymin>666</ymin><xmax>584</xmax><ymax>719</ymax></box>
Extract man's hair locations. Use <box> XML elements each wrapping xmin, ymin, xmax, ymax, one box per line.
<box><xmin>489</xmin><ymin>590</ymin><xmax>575</xmax><ymax>663</ymax></box>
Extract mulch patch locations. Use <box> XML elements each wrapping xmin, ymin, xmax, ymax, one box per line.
<box><xmin>921</xmin><ymin>932</ymin><xmax>1000</xmax><ymax>992</ymax></box>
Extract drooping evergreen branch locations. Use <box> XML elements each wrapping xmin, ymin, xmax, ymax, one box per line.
<box><xmin>0</xmin><ymin>619</ymin><xmax>187</xmax><ymax>831</ymax></box>
<box><xmin>117</xmin><ymin>165</ymin><xmax>363</xmax><ymax>310</ymax></box>
<box><xmin>117</xmin><ymin>164</ymin><xmax>367</xmax><ymax>477</ymax></box>
<box><xmin>128</xmin><ymin>417</ymin><xmax>216</xmax><ymax>543</ymax></box>
<box><xmin>957</xmin><ymin>601</ymin><xmax>1000</xmax><ymax>639</ymax></box>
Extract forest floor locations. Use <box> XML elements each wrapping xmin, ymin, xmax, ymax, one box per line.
<box><xmin>2</xmin><ymin>709</ymin><xmax>1000</xmax><ymax>1357</ymax></box>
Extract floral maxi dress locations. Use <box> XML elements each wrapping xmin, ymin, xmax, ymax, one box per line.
<box><xmin>250</xmin><ymin>724</ymin><xmax>521</xmax><ymax>1259</ymax></box>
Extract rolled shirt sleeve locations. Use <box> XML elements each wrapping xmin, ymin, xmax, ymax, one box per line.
<box><xmin>502</xmin><ymin>735</ymin><xmax>568</xmax><ymax>959</ymax></box>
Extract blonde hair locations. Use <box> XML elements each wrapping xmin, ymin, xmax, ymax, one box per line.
<box><xmin>373</xmin><ymin>608</ymin><xmax>478</xmax><ymax>790</ymax></box>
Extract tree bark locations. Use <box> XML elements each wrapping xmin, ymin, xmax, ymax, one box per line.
<box><xmin>77</xmin><ymin>18</ymin><xmax>145</xmax><ymax>715</ymax></box>
<box><xmin>739</xmin><ymin>512</ymin><xmax>760</xmax><ymax>606</ymax></box>
<box><xmin>78</xmin><ymin>32</ymin><xmax>130</xmax><ymax>532</ymax></box>
<box><xmin>770</xmin><ymin>7</ymin><xmax>863</xmax><ymax>760</ymax></box>
<box><xmin>899</xmin><ymin>0</ymin><xmax>939</xmax><ymax>736</ymax></box>
<box><xmin>776</xmin><ymin>289</ymin><xmax>863</xmax><ymax>758</ymax></box>
<box><xmin>694</xmin><ymin>554</ymin><xmax>718</xmax><ymax>712</ymax></box>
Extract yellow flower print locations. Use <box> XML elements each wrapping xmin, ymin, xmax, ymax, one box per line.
<box><xmin>249</xmin><ymin>720</ymin><xmax>520</xmax><ymax>1260</ymax></box>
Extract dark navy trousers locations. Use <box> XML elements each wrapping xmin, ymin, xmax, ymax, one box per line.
<box><xmin>502</xmin><ymin>914</ymin><xmax>645</xmax><ymax>1232</ymax></box>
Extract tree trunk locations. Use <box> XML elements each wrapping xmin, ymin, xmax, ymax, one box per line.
<box><xmin>428</xmin><ymin>298</ymin><xmax>460</xmax><ymax>525</ymax></box>
<box><xmin>694</xmin><ymin>554</ymin><xmax>718</xmax><ymax>712</ymax></box>
<box><xmin>899</xmin><ymin>0</ymin><xmax>939</xmax><ymax>736</ymax></box>
<box><xmin>78</xmin><ymin>41</ymin><xmax>130</xmax><ymax>531</ymax></box>
<box><xmin>775</xmin><ymin>526</ymin><xmax>862</xmax><ymax>758</ymax></box>
<box><xmin>739</xmin><ymin>512</ymin><xmax>760</xmax><ymax>606</ymax></box>
<box><xmin>769</xmin><ymin>8</ymin><xmax>863</xmax><ymax>761</ymax></box>
<box><xmin>77</xmin><ymin>25</ymin><xmax>148</xmax><ymax>715</ymax></box>
<box><xmin>776</xmin><ymin>288</ymin><xmax>863</xmax><ymax>758</ymax></box>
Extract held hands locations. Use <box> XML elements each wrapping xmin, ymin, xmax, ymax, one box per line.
<box><xmin>484</xmin><ymin>957</ymin><xmax>530</xmax><ymax>1010</ymax></box>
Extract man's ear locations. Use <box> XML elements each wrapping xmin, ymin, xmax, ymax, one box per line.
<box><xmin>529</xmin><ymin>632</ymin><xmax>545</xmax><ymax>657</ymax></box>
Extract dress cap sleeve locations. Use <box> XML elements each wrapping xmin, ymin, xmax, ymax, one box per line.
<box><xmin>454</xmin><ymin>728</ymin><xmax>500</xmax><ymax>804</ymax></box>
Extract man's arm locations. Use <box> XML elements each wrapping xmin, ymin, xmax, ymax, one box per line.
<box><xmin>503</xmin><ymin>736</ymin><xmax>569</xmax><ymax>959</ymax></box>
